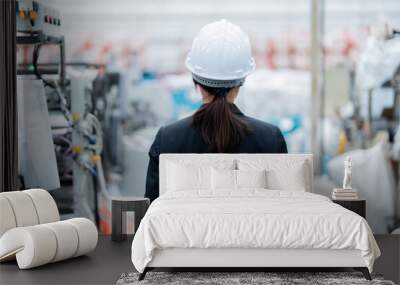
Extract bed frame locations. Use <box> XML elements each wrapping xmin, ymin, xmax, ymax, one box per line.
<box><xmin>139</xmin><ymin>248</ymin><xmax>370</xmax><ymax>280</ymax></box>
<box><xmin>139</xmin><ymin>154</ymin><xmax>371</xmax><ymax>281</ymax></box>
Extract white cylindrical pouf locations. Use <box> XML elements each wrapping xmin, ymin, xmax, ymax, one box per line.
<box><xmin>17</xmin><ymin>226</ymin><xmax>57</xmax><ymax>269</ymax></box>
<box><xmin>1</xmin><ymin>192</ymin><xmax>39</xmax><ymax>227</ymax></box>
<box><xmin>0</xmin><ymin>196</ymin><xmax>17</xmax><ymax>237</ymax></box>
<box><xmin>42</xmin><ymin>221</ymin><xmax>79</xmax><ymax>262</ymax></box>
<box><xmin>0</xmin><ymin>219</ymin><xmax>97</xmax><ymax>269</ymax></box>
<box><xmin>0</xmin><ymin>226</ymin><xmax>57</xmax><ymax>269</ymax></box>
<box><xmin>66</xmin><ymin>218</ymin><xmax>98</xmax><ymax>257</ymax></box>
<box><xmin>24</xmin><ymin>189</ymin><xmax>60</xmax><ymax>224</ymax></box>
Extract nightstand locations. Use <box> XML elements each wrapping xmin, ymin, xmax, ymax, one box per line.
<box><xmin>332</xmin><ymin>199</ymin><xmax>366</xmax><ymax>218</ymax></box>
<box><xmin>111</xmin><ymin>197</ymin><xmax>150</xmax><ymax>242</ymax></box>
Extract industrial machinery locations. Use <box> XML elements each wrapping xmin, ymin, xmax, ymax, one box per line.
<box><xmin>16</xmin><ymin>0</ymin><xmax>62</xmax><ymax>37</ymax></box>
<box><xmin>16</xmin><ymin>0</ymin><xmax>107</xmax><ymax>224</ymax></box>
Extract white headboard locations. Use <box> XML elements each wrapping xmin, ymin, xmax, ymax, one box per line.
<box><xmin>159</xmin><ymin>153</ymin><xmax>313</xmax><ymax>195</ymax></box>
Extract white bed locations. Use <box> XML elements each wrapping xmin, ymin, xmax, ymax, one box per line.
<box><xmin>131</xmin><ymin>154</ymin><xmax>380</xmax><ymax>280</ymax></box>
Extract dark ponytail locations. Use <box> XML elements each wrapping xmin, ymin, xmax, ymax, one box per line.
<box><xmin>192</xmin><ymin>80</ymin><xmax>250</xmax><ymax>153</ymax></box>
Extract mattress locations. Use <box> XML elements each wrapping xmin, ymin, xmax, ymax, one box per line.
<box><xmin>131</xmin><ymin>190</ymin><xmax>380</xmax><ymax>273</ymax></box>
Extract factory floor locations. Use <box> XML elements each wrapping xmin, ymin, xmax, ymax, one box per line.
<box><xmin>0</xmin><ymin>235</ymin><xmax>399</xmax><ymax>285</ymax></box>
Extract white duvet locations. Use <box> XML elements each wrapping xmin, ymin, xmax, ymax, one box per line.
<box><xmin>131</xmin><ymin>190</ymin><xmax>380</xmax><ymax>273</ymax></box>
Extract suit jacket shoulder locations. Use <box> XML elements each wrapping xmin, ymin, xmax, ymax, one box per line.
<box><xmin>157</xmin><ymin>116</ymin><xmax>207</xmax><ymax>153</ymax></box>
<box><xmin>241</xmin><ymin>115</ymin><xmax>287</xmax><ymax>153</ymax></box>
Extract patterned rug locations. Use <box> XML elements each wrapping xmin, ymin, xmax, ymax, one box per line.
<box><xmin>116</xmin><ymin>271</ymin><xmax>396</xmax><ymax>285</ymax></box>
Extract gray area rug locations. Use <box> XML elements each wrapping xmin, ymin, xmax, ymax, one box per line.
<box><xmin>116</xmin><ymin>272</ymin><xmax>396</xmax><ymax>285</ymax></box>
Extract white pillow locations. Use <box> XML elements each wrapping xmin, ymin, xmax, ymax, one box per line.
<box><xmin>211</xmin><ymin>169</ymin><xmax>268</xmax><ymax>190</ymax></box>
<box><xmin>266</xmin><ymin>162</ymin><xmax>306</xmax><ymax>191</ymax></box>
<box><xmin>166</xmin><ymin>162</ymin><xmax>211</xmax><ymax>192</ymax></box>
<box><xmin>237</xmin><ymin>169</ymin><xmax>267</xmax><ymax>189</ymax></box>
<box><xmin>211</xmin><ymin>169</ymin><xmax>236</xmax><ymax>190</ymax></box>
<box><xmin>238</xmin><ymin>159</ymin><xmax>308</xmax><ymax>191</ymax></box>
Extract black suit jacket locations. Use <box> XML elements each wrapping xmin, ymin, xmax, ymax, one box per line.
<box><xmin>145</xmin><ymin>104</ymin><xmax>287</xmax><ymax>202</ymax></box>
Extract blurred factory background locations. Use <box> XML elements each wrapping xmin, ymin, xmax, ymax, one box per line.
<box><xmin>15</xmin><ymin>0</ymin><xmax>400</xmax><ymax>234</ymax></box>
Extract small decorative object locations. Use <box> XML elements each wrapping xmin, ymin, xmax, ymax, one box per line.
<box><xmin>332</xmin><ymin>156</ymin><xmax>358</xmax><ymax>200</ymax></box>
<box><xmin>112</xmin><ymin>197</ymin><xmax>150</xmax><ymax>242</ymax></box>
<box><xmin>342</xmin><ymin>156</ymin><xmax>352</xmax><ymax>190</ymax></box>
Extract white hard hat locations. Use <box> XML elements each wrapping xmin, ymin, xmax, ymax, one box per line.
<box><xmin>186</xmin><ymin>19</ymin><xmax>255</xmax><ymax>88</ymax></box>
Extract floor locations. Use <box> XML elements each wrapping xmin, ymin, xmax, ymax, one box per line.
<box><xmin>0</xmin><ymin>235</ymin><xmax>398</xmax><ymax>285</ymax></box>
<box><xmin>374</xmin><ymin>234</ymin><xmax>400</xmax><ymax>284</ymax></box>
<box><xmin>0</xmin><ymin>236</ymin><xmax>134</xmax><ymax>285</ymax></box>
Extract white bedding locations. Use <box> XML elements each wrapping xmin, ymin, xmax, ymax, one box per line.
<box><xmin>131</xmin><ymin>190</ymin><xmax>380</xmax><ymax>273</ymax></box>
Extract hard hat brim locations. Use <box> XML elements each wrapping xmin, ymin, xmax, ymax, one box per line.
<box><xmin>185</xmin><ymin>56</ymin><xmax>256</xmax><ymax>82</ymax></box>
<box><xmin>192</xmin><ymin>73</ymin><xmax>246</xmax><ymax>88</ymax></box>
